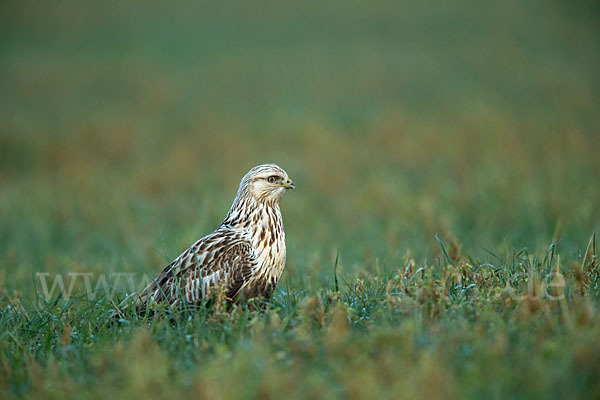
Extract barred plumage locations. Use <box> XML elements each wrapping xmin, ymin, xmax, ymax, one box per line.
<box><xmin>133</xmin><ymin>164</ymin><xmax>294</xmax><ymax>313</ymax></box>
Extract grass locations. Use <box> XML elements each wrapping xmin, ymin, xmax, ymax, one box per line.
<box><xmin>1</xmin><ymin>0</ymin><xmax>600</xmax><ymax>398</ymax></box>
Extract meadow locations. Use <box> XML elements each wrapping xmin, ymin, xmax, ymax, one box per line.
<box><xmin>1</xmin><ymin>0</ymin><xmax>600</xmax><ymax>398</ymax></box>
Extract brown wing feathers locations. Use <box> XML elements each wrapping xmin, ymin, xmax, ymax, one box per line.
<box><xmin>134</xmin><ymin>231</ymin><xmax>256</xmax><ymax>313</ymax></box>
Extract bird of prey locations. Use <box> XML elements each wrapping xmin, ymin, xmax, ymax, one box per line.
<box><xmin>130</xmin><ymin>164</ymin><xmax>294</xmax><ymax>314</ymax></box>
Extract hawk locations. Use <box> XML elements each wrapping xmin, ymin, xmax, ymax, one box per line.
<box><xmin>131</xmin><ymin>164</ymin><xmax>294</xmax><ymax>314</ymax></box>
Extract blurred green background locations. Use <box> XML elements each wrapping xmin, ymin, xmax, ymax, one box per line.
<box><xmin>1</xmin><ymin>0</ymin><xmax>599</xmax><ymax>287</ymax></box>
<box><xmin>2</xmin><ymin>1</ymin><xmax>600</xmax><ymax>399</ymax></box>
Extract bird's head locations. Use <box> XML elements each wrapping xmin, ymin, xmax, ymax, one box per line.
<box><xmin>239</xmin><ymin>163</ymin><xmax>295</xmax><ymax>204</ymax></box>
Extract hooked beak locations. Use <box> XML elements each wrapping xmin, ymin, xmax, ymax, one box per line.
<box><xmin>284</xmin><ymin>178</ymin><xmax>295</xmax><ymax>189</ymax></box>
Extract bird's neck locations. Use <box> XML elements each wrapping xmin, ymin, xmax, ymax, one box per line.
<box><xmin>222</xmin><ymin>196</ymin><xmax>282</xmax><ymax>240</ymax></box>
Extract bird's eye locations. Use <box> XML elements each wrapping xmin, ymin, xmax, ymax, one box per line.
<box><xmin>267</xmin><ymin>175</ymin><xmax>279</xmax><ymax>183</ymax></box>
